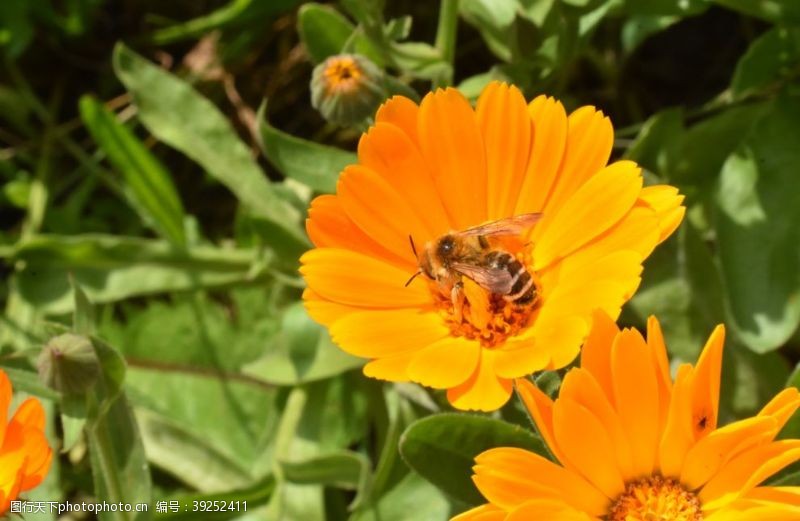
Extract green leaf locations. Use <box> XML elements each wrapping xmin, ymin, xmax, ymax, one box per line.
<box><xmin>390</xmin><ymin>42</ymin><xmax>450</xmax><ymax>80</ymax></box>
<box><xmin>112</xmin><ymin>43</ymin><xmax>307</xmax><ymax>255</ymax></box>
<box><xmin>279</xmin><ymin>451</ymin><xmax>369</xmax><ymax>490</ymax></box>
<box><xmin>243</xmin><ymin>302</ymin><xmax>363</xmax><ymax>385</ymax></box>
<box><xmin>79</xmin><ymin>95</ymin><xmax>186</xmax><ymax>246</ymax></box>
<box><xmin>11</xmin><ymin>234</ymin><xmax>271</xmax><ymax>314</ymax></box>
<box><xmin>715</xmin><ymin>95</ymin><xmax>800</xmax><ymax>352</ymax></box>
<box><xmin>257</xmin><ymin>102</ymin><xmax>356</xmax><ymax>193</ymax></box>
<box><xmin>399</xmin><ymin>413</ymin><xmax>547</xmax><ymax>505</ymax></box>
<box><xmin>712</xmin><ymin>0</ymin><xmax>800</xmax><ymax>24</ymax></box>
<box><xmin>731</xmin><ymin>27</ymin><xmax>800</xmax><ymax>99</ymax></box>
<box><xmin>71</xmin><ymin>277</ymin><xmax>95</xmax><ymax>336</ymax></box>
<box><xmin>297</xmin><ymin>4</ymin><xmax>355</xmax><ymax>63</ymax></box>
<box><xmin>0</xmin><ymin>365</ymin><xmax>59</xmax><ymax>401</ymax></box>
<box><xmin>349</xmin><ymin>473</ymin><xmax>449</xmax><ymax>521</ymax></box>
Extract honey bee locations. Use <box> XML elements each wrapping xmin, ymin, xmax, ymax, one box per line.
<box><xmin>406</xmin><ymin>214</ymin><xmax>542</xmax><ymax>321</ymax></box>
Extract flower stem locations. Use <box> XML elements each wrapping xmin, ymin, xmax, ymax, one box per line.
<box><xmin>434</xmin><ymin>0</ymin><xmax>460</xmax><ymax>88</ymax></box>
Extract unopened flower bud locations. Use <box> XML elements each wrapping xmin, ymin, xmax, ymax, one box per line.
<box><xmin>311</xmin><ymin>54</ymin><xmax>385</xmax><ymax>126</ymax></box>
<box><xmin>37</xmin><ymin>333</ymin><xmax>100</xmax><ymax>395</ymax></box>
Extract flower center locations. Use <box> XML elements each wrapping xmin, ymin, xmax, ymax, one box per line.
<box><xmin>608</xmin><ymin>476</ymin><xmax>703</xmax><ymax>521</ymax></box>
<box><xmin>429</xmin><ymin>252</ymin><xmax>539</xmax><ymax>349</ymax></box>
<box><xmin>323</xmin><ymin>57</ymin><xmax>362</xmax><ymax>91</ymax></box>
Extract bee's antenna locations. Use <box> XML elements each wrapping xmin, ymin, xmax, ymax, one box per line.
<box><xmin>404</xmin><ymin>270</ymin><xmax>422</xmax><ymax>287</ymax></box>
<box><xmin>408</xmin><ymin>235</ymin><xmax>418</xmax><ymax>258</ymax></box>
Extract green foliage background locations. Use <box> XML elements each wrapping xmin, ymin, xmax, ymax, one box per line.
<box><xmin>2</xmin><ymin>0</ymin><xmax>800</xmax><ymax>519</ymax></box>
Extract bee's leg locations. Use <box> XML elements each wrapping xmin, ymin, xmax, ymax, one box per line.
<box><xmin>451</xmin><ymin>281</ymin><xmax>465</xmax><ymax>323</ymax></box>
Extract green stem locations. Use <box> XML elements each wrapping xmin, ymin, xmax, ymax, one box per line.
<box><xmin>433</xmin><ymin>0</ymin><xmax>460</xmax><ymax>88</ymax></box>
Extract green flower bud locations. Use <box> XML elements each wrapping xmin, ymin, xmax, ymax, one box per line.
<box><xmin>37</xmin><ymin>333</ymin><xmax>100</xmax><ymax>395</ymax></box>
<box><xmin>311</xmin><ymin>54</ymin><xmax>386</xmax><ymax>127</ymax></box>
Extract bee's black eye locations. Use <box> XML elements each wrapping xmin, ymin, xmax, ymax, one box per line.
<box><xmin>437</xmin><ymin>236</ymin><xmax>455</xmax><ymax>256</ymax></box>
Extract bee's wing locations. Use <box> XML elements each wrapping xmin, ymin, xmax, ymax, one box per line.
<box><xmin>458</xmin><ymin>213</ymin><xmax>542</xmax><ymax>238</ymax></box>
<box><xmin>451</xmin><ymin>263</ymin><xmax>515</xmax><ymax>295</ymax></box>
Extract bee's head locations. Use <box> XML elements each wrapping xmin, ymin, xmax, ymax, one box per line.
<box><xmin>436</xmin><ymin>235</ymin><xmax>456</xmax><ymax>261</ymax></box>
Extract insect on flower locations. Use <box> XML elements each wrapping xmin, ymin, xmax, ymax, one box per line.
<box><xmin>407</xmin><ymin>213</ymin><xmax>542</xmax><ymax>324</ymax></box>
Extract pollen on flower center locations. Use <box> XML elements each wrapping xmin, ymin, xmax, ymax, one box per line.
<box><xmin>609</xmin><ymin>476</ymin><xmax>703</xmax><ymax>521</ymax></box>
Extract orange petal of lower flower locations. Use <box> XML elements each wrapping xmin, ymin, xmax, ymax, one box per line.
<box><xmin>472</xmin><ymin>447</ymin><xmax>608</xmax><ymax>516</ymax></box>
<box><xmin>533</xmin><ymin>160</ymin><xmax>642</xmax><ymax>270</ymax></box>
<box><xmin>329</xmin><ymin>308</ymin><xmax>449</xmax><ymax>358</ymax></box>
<box><xmin>515</xmin><ymin>378</ymin><xmax>565</xmax><ymax>464</ymax></box>
<box><xmin>476</xmin><ymin>83</ymin><xmax>532</xmax><ymax>220</ymax></box>
<box><xmin>579</xmin><ymin>310</ymin><xmax>620</xmax><ymax>404</ymax></box>
<box><xmin>450</xmin><ymin>503</ymin><xmax>506</xmax><ymax>521</ymax></box>
<box><xmin>611</xmin><ymin>328</ymin><xmax>660</xmax><ymax>478</ymax></box>
<box><xmin>375</xmin><ymin>95</ymin><xmax>420</xmax><ymax>144</ymax></box>
<box><xmin>0</xmin><ymin>371</ymin><xmax>10</xmax><ymax>447</ymax></box>
<box><xmin>758</xmin><ymin>387</ymin><xmax>800</xmax><ymax>435</ymax></box>
<box><xmin>659</xmin><ymin>364</ymin><xmax>696</xmax><ymax>477</ymax></box>
<box><xmin>552</xmin><ymin>397</ymin><xmax>626</xmax><ymax>499</ymax></box>
<box><xmin>447</xmin><ymin>349</ymin><xmax>513</xmax><ymax>411</ymax></box>
<box><xmin>506</xmin><ymin>499</ymin><xmax>598</xmax><ymax>521</ymax></box>
<box><xmin>639</xmin><ymin>185</ymin><xmax>686</xmax><ymax>243</ymax></box>
<box><xmin>691</xmin><ymin>325</ymin><xmax>726</xmax><ymax>438</ymax></box>
<box><xmin>515</xmin><ymin>95</ymin><xmax>568</xmax><ymax>215</ymax></box>
<box><xmin>700</xmin><ymin>440</ymin><xmax>800</xmax><ymax>510</ymax></box>
<box><xmin>407</xmin><ymin>336</ymin><xmax>480</xmax><ymax>389</ymax></box>
<box><xmin>418</xmin><ymin>88</ymin><xmax>487</xmax><ymax>229</ymax></box>
<box><xmin>646</xmin><ymin>315</ymin><xmax>673</xmax><ymax>432</ymax></box>
<box><xmin>559</xmin><ymin>369</ymin><xmax>635</xmax><ymax>481</ymax></box>
<box><xmin>681</xmin><ymin>416</ymin><xmax>777</xmax><ymax>491</ymax></box>
<box><xmin>300</xmin><ymin>248</ymin><xmax>429</xmax><ymax>308</ymax></box>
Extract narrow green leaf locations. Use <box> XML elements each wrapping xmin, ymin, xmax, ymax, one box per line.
<box><xmin>112</xmin><ymin>43</ymin><xmax>307</xmax><ymax>254</ymax></box>
<box><xmin>399</xmin><ymin>414</ymin><xmax>548</xmax><ymax>505</ymax></box>
<box><xmin>257</xmin><ymin>102</ymin><xmax>356</xmax><ymax>193</ymax></box>
<box><xmin>79</xmin><ymin>95</ymin><xmax>186</xmax><ymax>246</ymax></box>
<box><xmin>0</xmin><ymin>365</ymin><xmax>59</xmax><ymax>401</ymax></box>
<box><xmin>280</xmin><ymin>451</ymin><xmax>368</xmax><ymax>490</ymax></box>
<box><xmin>71</xmin><ymin>276</ymin><xmax>95</xmax><ymax>336</ymax></box>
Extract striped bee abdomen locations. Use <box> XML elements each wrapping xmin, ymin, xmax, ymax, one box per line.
<box><xmin>485</xmin><ymin>251</ymin><xmax>536</xmax><ymax>304</ymax></box>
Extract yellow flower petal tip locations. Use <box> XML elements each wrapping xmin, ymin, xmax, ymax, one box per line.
<box><xmin>0</xmin><ymin>369</ymin><xmax>53</xmax><ymax>516</ymax></box>
<box><xmin>300</xmin><ymin>81</ymin><xmax>685</xmax><ymax>411</ymax></box>
<box><xmin>455</xmin><ymin>314</ymin><xmax>800</xmax><ymax>520</ymax></box>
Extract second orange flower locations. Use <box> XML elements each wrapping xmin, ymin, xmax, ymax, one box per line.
<box><xmin>300</xmin><ymin>81</ymin><xmax>685</xmax><ymax>411</ymax></box>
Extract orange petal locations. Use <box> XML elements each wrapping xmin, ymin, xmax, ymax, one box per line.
<box><xmin>515</xmin><ymin>378</ymin><xmax>566</xmax><ymax>464</ymax></box>
<box><xmin>472</xmin><ymin>447</ymin><xmax>608</xmax><ymax>516</ymax></box>
<box><xmin>531</xmin><ymin>314</ymin><xmax>589</xmax><ymax>370</ymax></box>
<box><xmin>742</xmin><ymin>486</ymin><xmax>800</xmax><ymax>505</ymax></box>
<box><xmin>658</xmin><ymin>364</ymin><xmax>696</xmax><ymax>478</ymax></box>
<box><xmin>306</xmin><ymin>194</ymin><xmax>404</xmax><ymax>265</ymax></box>
<box><xmin>407</xmin><ymin>336</ymin><xmax>480</xmax><ymax>389</ymax></box>
<box><xmin>375</xmin><ymin>95</ymin><xmax>420</xmax><ymax>144</ymax></box>
<box><xmin>338</xmin><ymin>164</ymin><xmax>433</xmax><ymax>262</ymax></box>
<box><xmin>0</xmin><ymin>370</ymin><xmax>10</xmax><ymax>447</ymax></box>
<box><xmin>494</xmin><ymin>317</ymin><xmax>579</xmax><ymax>379</ymax></box>
<box><xmin>533</xmin><ymin>160</ymin><xmax>642</xmax><ymax>269</ymax></box>
<box><xmin>475</xmin><ymin>82</ymin><xmax>532</xmax><ymax>220</ymax></box>
<box><xmin>541</xmin><ymin>106</ymin><xmax>613</xmax><ymax>214</ymax></box>
<box><xmin>418</xmin><ymin>88</ymin><xmax>487</xmax><ymax>229</ymax></box>
<box><xmin>515</xmin><ymin>96</ymin><xmax>568</xmax><ymax>215</ymax></box>
<box><xmin>700</xmin><ymin>440</ymin><xmax>800</xmax><ymax>510</ymax></box>
<box><xmin>546</xmin><ymin>250</ymin><xmax>644</xmax><ymax>303</ymax></box>
<box><xmin>757</xmin><ymin>387</ymin><xmax>800</xmax><ymax>435</ymax></box>
<box><xmin>646</xmin><ymin>315</ymin><xmax>673</xmax><ymax>431</ymax></box>
<box><xmin>451</xmin><ymin>503</ymin><xmax>507</xmax><ymax>521</ymax></box>
<box><xmin>300</xmin><ymin>248</ymin><xmax>430</xmax><ymax>308</ymax></box>
<box><xmin>691</xmin><ymin>325</ymin><xmax>726</xmax><ymax>439</ymax></box>
<box><xmin>579</xmin><ymin>310</ymin><xmax>620</xmax><ymax>404</ymax></box>
<box><xmin>681</xmin><ymin>416</ymin><xmax>777</xmax><ymax>491</ymax></box>
<box><xmin>357</xmin><ymin>122</ymin><xmax>451</xmax><ymax>235</ymax></box>
<box><xmin>611</xmin><ymin>328</ymin><xmax>660</xmax><ymax>478</ymax></box>
<box><xmin>506</xmin><ymin>499</ymin><xmax>598</xmax><ymax>521</ymax></box>
<box><xmin>302</xmin><ymin>288</ymin><xmax>355</xmax><ymax>326</ymax></box>
<box><xmin>329</xmin><ymin>308</ymin><xmax>449</xmax><ymax>358</ymax></box>
<box><xmin>639</xmin><ymin>185</ymin><xmax>686</xmax><ymax>243</ymax></box>
<box><xmin>559</xmin><ymin>369</ymin><xmax>635</xmax><ymax>481</ymax></box>
<box><xmin>363</xmin><ymin>352</ymin><xmax>416</xmax><ymax>382</ymax></box>
<box><xmin>447</xmin><ymin>349</ymin><xmax>513</xmax><ymax>411</ymax></box>
<box><xmin>552</xmin><ymin>397</ymin><xmax>626</xmax><ymax>499</ymax></box>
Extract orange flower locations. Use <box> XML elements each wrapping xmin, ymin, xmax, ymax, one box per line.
<box><xmin>300</xmin><ymin>81</ymin><xmax>684</xmax><ymax>411</ymax></box>
<box><xmin>454</xmin><ymin>312</ymin><xmax>800</xmax><ymax>520</ymax></box>
<box><xmin>0</xmin><ymin>370</ymin><xmax>53</xmax><ymax>514</ymax></box>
